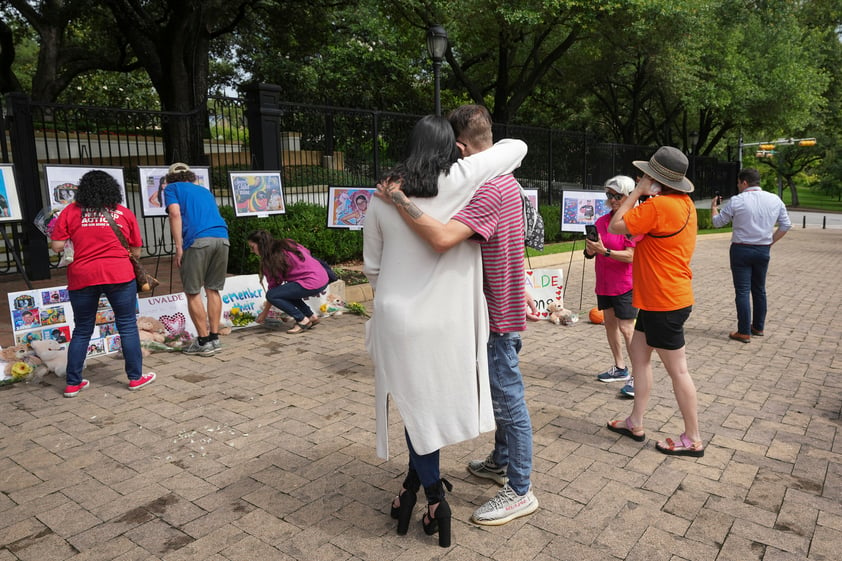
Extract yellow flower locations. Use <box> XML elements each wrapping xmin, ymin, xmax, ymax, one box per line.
<box><xmin>11</xmin><ymin>361</ymin><xmax>33</xmax><ymax>380</ymax></box>
<box><xmin>231</xmin><ymin>307</ymin><xmax>241</xmax><ymax>315</ymax></box>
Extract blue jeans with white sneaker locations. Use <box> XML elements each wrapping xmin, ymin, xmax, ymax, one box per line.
<box><xmin>487</xmin><ymin>332</ymin><xmax>532</xmax><ymax>496</ymax></box>
<box><xmin>66</xmin><ymin>280</ymin><xmax>142</xmax><ymax>386</ymax></box>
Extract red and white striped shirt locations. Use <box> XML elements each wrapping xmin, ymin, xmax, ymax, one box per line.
<box><xmin>453</xmin><ymin>174</ymin><xmax>526</xmax><ymax>333</ymax></box>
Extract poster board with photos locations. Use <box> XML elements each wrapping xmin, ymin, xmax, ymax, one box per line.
<box><xmin>138</xmin><ymin>166</ymin><xmax>211</xmax><ymax>217</ymax></box>
<box><xmin>43</xmin><ymin>165</ymin><xmax>127</xmax><ymax>213</ymax></box>
<box><xmin>327</xmin><ymin>186</ymin><xmax>374</xmax><ymax>229</ymax></box>
<box><xmin>561</xmin><ymin>190</ymin><xmax>610</xmax><ymax>233</ymax></box>
<box><xmin>228</xmin><ymin>171</ymin><xmax>285</xmax><ymax>217</ymax></box>
<box><xmin>7</xmin><ymin>287</ymin><xmax>121</xmax><ymax>360</ymax></box>
<box><xmin>0</xmin><ymin>164</ymin><xmax>23</xmax><ymax>222</ymax></box>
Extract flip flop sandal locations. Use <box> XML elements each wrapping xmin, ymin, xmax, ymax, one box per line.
<box><xmin>606</xmin><ymin>417</ymin><xmax>646</xmax><ymax>442</ymax></box>
<box><xmin>287</xmin><ymin>321</ymin><xmax>313</xmax><ymax>334</ymax></box>
<box><xmin>656</xmin><ymin>433</ymin><xmax>704</xmax><ymax>457</ymax></box>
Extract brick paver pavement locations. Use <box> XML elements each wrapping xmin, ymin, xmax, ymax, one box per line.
<box><xmin>1</xmin><ymin>228</ymin><xmax>840</xmax><ymax>560</ymax></box>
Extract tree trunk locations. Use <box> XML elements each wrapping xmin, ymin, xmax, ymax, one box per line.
<box><xmin>786</xmin><ymin>176</ymin><xmax>799</xmax><ymax>207</ymax></box>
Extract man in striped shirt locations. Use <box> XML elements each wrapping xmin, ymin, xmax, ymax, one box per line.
<box><xmin>377</xmin><ymin>104</ymin><xmax>538</xmax><ymax>526</ymax></box>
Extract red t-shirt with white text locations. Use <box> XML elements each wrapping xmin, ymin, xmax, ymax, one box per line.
<box><xmin>51</xmin><ymin>203</ymin><xmax>142</xmax><ymax>290</ymax></box>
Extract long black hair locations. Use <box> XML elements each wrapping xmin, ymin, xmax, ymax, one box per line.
<box><xmin>385</xmin><ymin>115</ymin><xmax>459</xmax><ymax>198</ymax></box>
<box><xmin>247</xmin><ymin>229</ymin><xmax>305</xmax><ymax>283</ymax></box>
<box><xmin>75</xmin><ymin>170</ymin><xmax>123</xmax><ymax>209</ymax></box>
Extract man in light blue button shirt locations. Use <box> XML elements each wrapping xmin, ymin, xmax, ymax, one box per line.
<box><xmin>711</xmin><ymin>168</ymin><xmax>791</xmax><ymax>343</ymax></box>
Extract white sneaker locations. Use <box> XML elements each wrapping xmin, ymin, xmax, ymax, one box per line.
<box><xmin>467</xmin><ymin>453</ymin><xmax>508</xmax><ymax>486</ymax></box>
<box><xmin>471</xmin><ymin>483</ymin><xmax>538</xmax><ymax>526</ymax></box>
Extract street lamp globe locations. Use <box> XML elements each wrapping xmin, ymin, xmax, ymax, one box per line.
<box><xmin>426</xmin><ymin>25</ymin><xmax>448</xmax><ymax>62</ymax></box>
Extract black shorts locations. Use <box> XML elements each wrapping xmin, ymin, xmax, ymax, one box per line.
<box><xmin>634</xmin><ymin>306</ymin><xmax>692</xmax><ymax>350</ymax></box>
<box><xmin>596</xmin><ymin>290</ymin><xmax>638</xmax><ymax>320</ymax></box>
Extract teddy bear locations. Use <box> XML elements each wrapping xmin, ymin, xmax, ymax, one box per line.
<box><xmin>547</xmin><ymin>299</ymin><xmax>579</xmax><ymax>326</ymax></box>
<box><xmin>137</xmin><ymin>316</ymin><xmax>167</xmax><ymax>343</ymax></box>
<box><xmin>0</xmin><ymin>344</ymin><xmax>49</xmax><ymax>383</ymax></box>
<box><xmin>137</xmin><ymin>316</ymin><xmax>172</xmax><ymax>356</ymax></box>
<box><xmin>29</xmin><ymin>339</ymin><xmax>68</xmax><ymax>378</ymax></box>
<box><xmin>319</xmin><ymin>293</ymin><xmax>348</xmax><ymax>317</ymax></box>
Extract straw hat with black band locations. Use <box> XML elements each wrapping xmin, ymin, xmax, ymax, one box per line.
<box><xmin>632</xmin><ymin>146</ymin><xmax>695</xmax><ymax>193</ymax></box>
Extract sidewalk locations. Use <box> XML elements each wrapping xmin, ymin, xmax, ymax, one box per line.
<box><xmin>1</xmin><ymin>228</ymin><xmax>841</xmax><ymax>560</ymax></box>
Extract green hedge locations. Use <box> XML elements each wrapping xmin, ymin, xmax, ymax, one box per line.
<box><xmin>221</xmin><ymin>202</ymin><xmax>363</xmax><ymax>275</ymax></box>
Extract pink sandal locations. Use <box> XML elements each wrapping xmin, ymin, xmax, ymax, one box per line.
<box><xmin>656</xmin><ymin>433</ymin><xmax>704</xmax><ymax>457</ymax></box>
<box><xmin>606</xmin><ymin>417</ymin><xmax>645</xmax><ymax>442</ymax></box>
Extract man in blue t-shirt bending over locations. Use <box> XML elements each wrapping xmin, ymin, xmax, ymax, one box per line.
<box><xmin>164</xmin><ymin>162</ymin><xmax>230</xmax><ymax>356</ymax></box>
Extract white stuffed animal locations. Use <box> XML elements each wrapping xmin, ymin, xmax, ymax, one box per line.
<box><xmin>547</xmin><ymin>299</ymin><xmax>578</xmax><ymax>326</ymax></box>
<box><xmin>30</xmin><ymin>339</ymin><xmax>68</xmax><ymax>377</ymax></box>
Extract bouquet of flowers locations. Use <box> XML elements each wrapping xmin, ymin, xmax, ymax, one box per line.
<box><xmin>33</xmin><ymin>207</ymin><xmax>62</xmax><ymax>238</ymax></box>
<box><xmin>228</xmin><ymin>307</ymin><xmax>256</xmax><ymax>327</ymax></box>
<box><xmin>34</xmin><ymin>207</ymin><xmax>74</xmax><ymax>266</ymax></box>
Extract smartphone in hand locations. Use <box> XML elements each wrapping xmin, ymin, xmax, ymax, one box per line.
<box><xmin>585</xmin><ymin>224</ymin><xmax>598</xmax><ymax>242</ymax></box>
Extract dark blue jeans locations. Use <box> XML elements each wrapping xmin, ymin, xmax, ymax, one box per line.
<box><xmin>729</xmin><ymin>243</ymin><xmax>771</xmax><ymax>335</ymax></box>
<box><xmin>266</xmin><ymin>282</ymin><xmax>327</xmax><ymax>322</ymax></box>
<box><xmin>405</xmin><ymin>429</ymin><xmax>440</xmax><ymax>487</ymax></box>
<box><xmin>66</xmin><ymin>280</ymin><xmax>142</xmax><ymax>386</ymax></box>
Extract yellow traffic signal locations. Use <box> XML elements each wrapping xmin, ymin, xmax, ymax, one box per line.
<box><xmin>759</xmin><ymin>144</ymin><xmax>776</xmax><ymax>151</ymax></box>
<box><xmin>798</xmin><ymin>139</ymin><xmax>817</xmax><ymax>147</ymax></box>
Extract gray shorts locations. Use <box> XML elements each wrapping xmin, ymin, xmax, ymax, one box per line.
<box><xmin>181</xmin><ymin>237</ymin><xmax>229</xmax><ymax>294</ymax></box>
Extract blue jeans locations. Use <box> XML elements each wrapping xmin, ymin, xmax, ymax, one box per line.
<box><xmin>730</xmin><ymin>244</ymin><xmax>771</xmax><ymax>334</ymax></box>
<box><xmin>66</xmin><ymin>280</ymin><xmax>142</xmax><ymax>386</ymax></box>
<box><xmin>266</xmin><ymin>282</ymin><xmax>327</xmax><ymax>322</ymax></box>
<box><xmin>405</xmin><ymin>429</ymin><xmax>440</xmax><ymax>487</ymax></box>
<box><xmin>488</xmin><ymin>332</ymin><xmax>532</xmax><ymax>495</ymax></box>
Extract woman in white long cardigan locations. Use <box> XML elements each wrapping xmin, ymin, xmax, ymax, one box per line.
<box><xmin>364</xmin><ymin>115</ymin><xmax>526</xmax><ymax>547</ymax></box>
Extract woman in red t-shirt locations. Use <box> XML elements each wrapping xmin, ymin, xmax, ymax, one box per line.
<box><xmin>50</xmin><ymin>171</ymin><xmax>156</xmax><ymax>397</ymax></box>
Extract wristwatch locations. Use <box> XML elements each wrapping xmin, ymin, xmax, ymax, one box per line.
<box><xmin>604</xmin><ymin>249</ymin><xmax>611</xmax><ymax>257</ymax></box>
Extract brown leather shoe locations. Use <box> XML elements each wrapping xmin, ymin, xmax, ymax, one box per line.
<box><xmin>750</xmin><ymin>327</ymin><xmax>764</xmax><ymax>336</ymax></box>
<box><xmin>729</xmin><ymin>332</ymin><xmax>751</xmax><ymax>343</ymax></box>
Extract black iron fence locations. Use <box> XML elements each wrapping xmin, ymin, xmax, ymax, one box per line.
<box><xmin>1</xmin><ymin>85</ymin><xmax>737</xmax><ymax>278</ymax></box>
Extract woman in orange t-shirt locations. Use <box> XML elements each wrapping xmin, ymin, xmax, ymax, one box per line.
<box><xmin>604</xmin><ymin>146</ymin><xmax>704</xmax><ymax>457</ymax></box>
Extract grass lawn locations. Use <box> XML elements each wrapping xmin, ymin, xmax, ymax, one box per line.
<box><xmin>782</xmin><ymin>187</ymin><xmax>842</xmax><ymax>212</ymax></box>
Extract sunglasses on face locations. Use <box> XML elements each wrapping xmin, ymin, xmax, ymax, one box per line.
<box><xmin>604</xmin><ymin>192</ymin><xmax>624</xmax><ymax>201</ymax></box>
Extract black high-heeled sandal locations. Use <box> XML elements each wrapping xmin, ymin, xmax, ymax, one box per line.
<box><xmin>390</xmin><ymin>469</ymin><xmax>420</xmax><ymax>535</ymax></box>
<box><xmin>422</xmin><ymin>478</ymin><xmax>453</xmax><ymax>547</ymax></box>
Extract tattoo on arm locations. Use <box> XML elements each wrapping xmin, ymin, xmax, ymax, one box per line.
<box><xmin>391</xmin><ymin>192</ymin><xmax>423</xmax><ymax>219</ymax></box>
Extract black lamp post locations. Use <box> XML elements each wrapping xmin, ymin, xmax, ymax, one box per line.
<box><xmin>689</xmin><ymin>130</ymin><xmax>699</xmax><ymax>182</ymax></box>
<box><xmin>426</xmin><ymin>25</ymin><xmax>448</xmax><ymax>116</ymax></box>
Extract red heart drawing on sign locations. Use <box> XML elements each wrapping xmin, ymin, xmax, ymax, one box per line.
<box><xmin>159</xmin><ymin>312</ymin><xmax>186</xmax><ymax>335</ymax></box>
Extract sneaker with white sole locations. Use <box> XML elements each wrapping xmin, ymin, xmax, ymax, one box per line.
<box><xmin>620</xmin><ymin>377</ymin><xmax>635</xmax><ymax>398</ymax></box>
<box><xmin>467</xmin><ymin>453</ymin><xmax>508</xmax><ymax>486</ymax></box>
<box><xmin>63</xmin><ymin>379</ymin><xmax>90</xmax><ymax>398</ymax></box>
<box><xmin>471</xmin><ymin>483</ymin><xmax>538</xmax><ymax>526</ymax></box>
<box><xmin>597</xmin><ymin>365</ymin><xmax>630</xmax><ymax>383</ymax></box>
<box><xmin>210</xmin><ymin>338</ymin><xmax>222</xmax><ymax>352</ymax></box>
<box><xmin>182</xmin><ymin>339</ymin><xmax>216</xmax><ymax>357</ymax></box>
<box><xmin>129</xmin><ymin>372</ymin><xmax>156</xmax><ymax>391</ymax></box>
